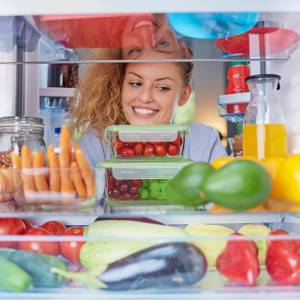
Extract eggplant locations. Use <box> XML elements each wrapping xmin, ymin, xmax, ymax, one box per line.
<box><xmin>53</xmin><ymin>242</ymin><xmax>207</xmax><ymax>290</ymax></box>
<box><xmin>98</xmin><ymin>242</ymin><xmax>207</xmax><ymax>290</ymax></box>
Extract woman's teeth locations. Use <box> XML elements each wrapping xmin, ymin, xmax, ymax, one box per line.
<box><xmin>134</xmin><ymin>20</ymin><xmax>153</xmax><ymax>30</ymax></box>
<box><xmin>133</xmin><ymin>107</ymin><xmax>157</xmax><ymax>115</ymax></box>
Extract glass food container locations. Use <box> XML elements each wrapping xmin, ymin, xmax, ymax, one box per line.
<box><xmin>243</xmin><ymin>74</ymin><xmax>287</xmax><ymax>159</ymax></box>
<box><xmin>105</xmin><ymin>125</ymin><xmax>189</xmax><ymax>160</ymax></box>
<box><xmin>98</xmin><ymin>160</ymin><xmax>192</xmax><ymax>210</ymax></box>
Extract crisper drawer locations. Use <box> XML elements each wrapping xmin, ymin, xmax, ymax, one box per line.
<box><xmin>0</xmin><ymin>213</ymin><xmax>299</xmax><ymax>299</ymax></box>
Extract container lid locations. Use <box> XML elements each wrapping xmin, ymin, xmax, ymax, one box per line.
<box><xmin>98</xmin><ymin>159</ymin><xmax>193</xmax><ymax>169</ymax></box>
<box><xmin>98</xmin><ymin>160</ymin><xmax>193</xmax><ymax>180</ymax></box>
<box><xmin>105</xmin><ymin>125</ymin><xmax>189</xmax><ymax>133</ymax></box>
<box><xmin>0</xmin><ymin>116</ymin><xmax>44</xmax><ymax>134</ymax></box>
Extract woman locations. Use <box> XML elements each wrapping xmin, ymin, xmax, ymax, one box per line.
<box><xmin>70</xmin><ymin>17</ymin><xmax>226</xmax><ymax>166</ymax></box>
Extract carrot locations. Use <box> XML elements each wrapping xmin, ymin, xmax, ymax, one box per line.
<box><xmin>47</xmin><ymin>152</ymin><xmax>60</xmax><ymax>192</ymax></box>
<box><xmin>21</xmin><ymin>145</ymin><xmax>36</xmax><ymax>193</ymax></box>
<box><xmin>75</xmin><ymin>149</ymin><xmax>95</xmax><ymax>198</ymax></box>
<box><xmin>0</xmin><ymin>170</ymin><xmax>8</xmax><ymax>202</ymax></box>
<box><xmin>59</xmin><ymin>126</ymin><xmax>72</xmax><ymax>167</ymax></box>
<box><xmin>70</xmin><ymin>161</ymin><xmax>87</xmax><ymax>199</ymax></box>
<box><xmin>32</xmin><ymin>151</ymin><xmax>49</xmax><ymax>192</ymax></box>
<box><xmin>46</xmin><ymin>144</ymin><xmax>55</xmax><ymax>164</ymax></box>
<box><xmin>10</xmin><ymin>153</ymin><xmax>22</xmax><ymax>198</ymax></box>
<box><xmin>11</xmin><ymin>153</ymin><xmax>22</xmax><ymax>169</ymax></box>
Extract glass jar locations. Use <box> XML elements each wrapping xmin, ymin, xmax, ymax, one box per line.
<box><xmin>0</xmin><ymin>117</ymin><xmax>46</xmax><ymax>167</ymax></box>
<box><xmin>243</xmin><ymin>74</ymin><xmax>287</xmax><ymax>159</ymax></box>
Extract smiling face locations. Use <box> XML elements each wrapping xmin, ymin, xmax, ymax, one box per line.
<box><xmin>121</xmin><ymin>14</ymin><xmax>188</xmax><ymax>59</ymax></box>
<box><xmin>121</xmin><ymin>61</ymin><xmax>192</xmax><ymax>125</ymax></box>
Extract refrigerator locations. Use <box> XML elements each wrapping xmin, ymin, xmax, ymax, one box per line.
<box><xmin>0</xmin><ymin>1</ymin><xmax>300</xmax><ymax>299</ymax></box>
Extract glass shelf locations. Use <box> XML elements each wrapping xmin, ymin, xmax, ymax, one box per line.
<box><xmin>0</xmin><ymin>12</ymin><xmax>299</xmax><ymax>63</ymax></box>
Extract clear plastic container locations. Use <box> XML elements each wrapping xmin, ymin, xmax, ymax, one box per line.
<box><xmin>0</xmin><ymin>214</ymin><xmax>298</xmax><ymax>296</ymax></box>
<box><xmin>14</xmin><ymin>167</ymin><xmax>97</xmax><ymax>211</ymax></box>
<box><xmin>105</xmin><ymin>125</ymin><xmax>189</xmax><ymax>160</ymax></box>
<box><xmin>98</xmin><ymin>160</ymin><xmax>192</xmax><ymax>208</ymax></box>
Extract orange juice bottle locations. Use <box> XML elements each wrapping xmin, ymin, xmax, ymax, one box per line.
<box><xmin>243</xmin><ymin>74</ymin><xmax>287</xmax><ymax>159</ymax></box>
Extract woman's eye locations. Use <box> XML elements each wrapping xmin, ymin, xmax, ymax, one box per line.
<box><xmin>155</xmin><ymin>39</ymin><xmax>170</xmax><ymax>49</ymax></box>
<box><xmin>129</xmin><ymin>81</ymin><xmax>141</xmax><ymax>87</ymax></box>
<box><xmin>157</xmin><ymin>85</ymin><xmax>170</xmax><ymax>92</ymax></box>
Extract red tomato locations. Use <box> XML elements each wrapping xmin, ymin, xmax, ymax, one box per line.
<box><xmin>173</xmin><ymin>135</ymin><xmax>183</xmax><ymax>147</ymax></box>
<box><xmin>19</xmin><ymin>227</ymin><xmax>59</xmax><ymax>256</ymax></box>
<box><xmin>115</xmin><ymin>138</ymin><xmax>124</xmax><ymax>150</ymax></box>
<box><xmin>22</xmin><ymin>219</ymin><xmax>34</xmax><ymax>231</ymax></box>
<box><xmin>41</xmin><ymin>221</ymin><xmax>66</xmax><ymax>235</ymax></box>
<box><xmin>60</xmin><ymin>227</ymin><xmax>84</xmax><ymax>264</ymax></box>
<box><xmin>167</xmin><ymin>144</ymin><xmax>179</xmax><ymax>156</ymax></box>
<box><xmin>133</xmin><ymin>143</ymin><xmax>143</xmax><ymax>156</ymax></box>
<box><xmin>266</xmin><ymin>229</ymin><xmax>300</xmax><ymax>285</ymax></box>
<box><xmin>154</xmin><ymin>144</ymin><xmax>167</xmax><ymax>156</ymax></box>
<box><xmin>119</xmin><ymin>147</ymin><xmax>134</xmax><ymax>158</ymax></box>
<box><xmin>0</xmin><ymin>218</ymin><xmax>27</xmax><ymax>248</ymax></box>
<box><xmin>216</xmin><ymin>233</ymin><xmax>260</xmax><ymax>286</ymax></box>
<box><xmin>143</xmin><ymin>143</ymin><xmax>155</xmax><ymax>157</ymax></box>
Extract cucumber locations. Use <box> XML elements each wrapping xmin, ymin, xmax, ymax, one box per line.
<box><xmin>0</xmin><ymin>256</ymin><xmax>32</xmax><ymax>292</ymax></box>
<box><xmin>0</xmin><ymin>248</ymin><xmax>66</xmax><ymax>287</ymax></box>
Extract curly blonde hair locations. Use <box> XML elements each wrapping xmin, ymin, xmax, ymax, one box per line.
<box><xmin>70</xmin><ymin>48</ymin><xmax>193</xmax><ymax>138</ymax></box>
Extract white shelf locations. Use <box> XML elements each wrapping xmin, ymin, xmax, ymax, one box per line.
<box><xmin>218</xmin><ymin>93</ymin><xmax>250</xmax><ymax>105</ymax></box>
<box><xmin>2</xmin><ymin>0</ymin><xmax>300</xmax><ymax>16</ymax></box>
<box><xmin>39</xmin><ymin>87</ymin><xmax>75</xmax><ymax>98</ymax></box>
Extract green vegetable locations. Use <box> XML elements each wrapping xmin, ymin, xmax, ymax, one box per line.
<box><xmin>165</xmin><ymin>162</ymin><xmax>214</xmax><ymax>206</ymax></box>
<box><xmin>201</xmin><ymin>160</ymin><xmax>272</xmax><ymax>210</ymax></box>
<box><xmin>0</xmin><ymin>248</ymin><xmax>66</xmax><ymax>287</ymax></box>
<box><xmin>0</xmin><ymin>256</ymin><xmax>32</xmax><ymax>292</ymax></box>
<box><xmin>140</xmin><ymin>188</ymin><xmax>150</xmax><ymax>199</ymax></box>
<box><xmin>80</xmin><ymin>220</ymin><xmax>187</xmax><ymax>270</ymax></box>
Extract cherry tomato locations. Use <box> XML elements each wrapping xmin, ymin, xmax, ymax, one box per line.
<box><xmin>173</xmin><ymin>135</ymin><xmax>183</xmax><ymax>147</ymax></box>
<box><xmin>22</xmin><ymin>219</ymin><xmax>34</xmax><ymax>231</ymax></box>
<box><xmin>167</xmin><ymin>144</ymin><xmax>179</xmax><ymax>156</ymax></box>
<box><xmin>60</xmin><ymin>227</ymin><xmax>84</xmax><ymax>264</ymax></box>
<box><xmin>143</xmin><ymin>143</ymin><xmax>155</xmax><ymax>157</ymax></box>
<box><xmin>154</xmin><ymin>144</ymin><xmax>167</xmax><ymax>156</ymax></box>
<box><xmin>19</xmin><ymin>227</ymin><xmax>59</xmax><ymax>256</ymax></box>
<box><xmin>41</xmin><ymin>221</ymin><xmax>66</xmax><ymax>235</ymax></box>
<box><xmin>115</xmin><ymin>138</ymin><xmax>124</xmax><ymax>150</ymax></box>
<box><xmin>133</xmin><ymin>143</ymin><xmax>143</xmax><ymax>156</ymax></box>
<box><xmin>0</xmin><ymin>218</ymin><xmax>27</xmax><ymax>248</ymax></box>
<box><xmin>119</xmin><ymin>147</ymin><xmax>135</xmax><ymax>158</ymax></box>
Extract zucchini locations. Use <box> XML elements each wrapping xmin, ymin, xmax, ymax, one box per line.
<box><xmin>0</xmin><ymin>248</ymin><xmax>66</xmax><ymax>287</ymax></box>
<box><xmin>0</xmin><ymin>256</ymin><xmax>32</xmax><ymax>292</ymax></box>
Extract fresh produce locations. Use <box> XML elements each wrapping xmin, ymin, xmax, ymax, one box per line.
<box><xmin>216</xmin><ymin>234</ymin><xmax>260</xmax><ymax>286</ymax></box>
<box><xmin>0</xmin><ymin>248</ymin><xmax>66</xmax><ymax>287</ymax></box>
<box><xmin>0</xmin><ymin>218</ymin><xmax>27</xmax><ymax>248</ymax></box>
<box><xmin>42</xmin><ymin>220</ymin><xmax>66</xmax><ymax>235</ymax></box>
<box><xmin>114</xmin><ymin>133</ymin><xmax>183</xmax><ymax>158</ymax></box>
<box><xmin>19</xmin><ymin>227</ymin><xmax>60</xmax><ymax>256</ymax></box>
<box><xmin>201</xmin><ymin>160</ymin><xmax>271</xmax><ymax>210</ymax></box>
<box><xmin>95</xmin><ymin>216</ymin><xmax>163</xmax><ymax>225</ymax></box>
<box><xmin>12</xmin><ymin>126</ymin><xmax>96</xmax><ymax>206</ymax></box>
<box><xmin>0</xmin><ymin>256</ymin><xmax>32</xmax><ymax>292</ymax></box>
<box><xmin>211</xmin><ymin>157</ymin><xmax>234</xmax><ymax>169</ymax></box>
<box><xmin>80</xmin><ymin>220</ymin><xmax>187</xmax><ymax>269</ymax></box>
<box><xmin>238</xmin><ymin>224</ymin><xmax>271</xmax><ymax>265</ymax></box>
<box><xmin>165</xmin><ymin>162</ymin><xmax>214</xmax><ymax>206</ymax></box>
<box><xmin>185</xmin><ymin>223</ymin><xmax>234</xmax><ymax>267</ymax></box>
<box><xmin>0</xmin><ymin>168</ymin><xmax>14</xmax><ymax>202</ymax></box>
<box><xmin>60</xmin><ymin>227</ymin><xmax>84</xmax><ymax>264</ymax></box>
<box><xmin>266</xmin><ymin>229</ymin><xmax>300</xmax><ymax>285</ymax></box>
<box><xmin>55</xmin><ymin>242</ymin><xmax>207</xmax><ymax>290</ymax></box>
<box><xmin>277</xmin><ymin>154</ymin><xmax>300</xmax><ymax>204</ymax></box>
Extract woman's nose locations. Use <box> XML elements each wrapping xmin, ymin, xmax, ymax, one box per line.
<box><xmin>139</xmin><ymin>88</ymin><xmax>153</xmax><ymax>103</ymax></box>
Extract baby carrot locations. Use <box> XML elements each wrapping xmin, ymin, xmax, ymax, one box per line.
<box><xmin>47</xmin><ymin>152</ymin><xmax>60</xmax><ymax>193</ymax></box>
<box><xmin>32</xmin><ymin>151</ymin><xmax>49</xmax><ymax>192</ymax></box>
<box><xmin>59</xmin><ymin>126</ymin><xmax>72</xmax><ymax>167</ymax></box>
<box><xmin>10</xmin><ymin>152</ymin><xmax>22</xmax><ymax>197</ymax></box>
<box><xmin>70</xmin><ymin>161</ymin><xmax>87</xmax><ymax>199</ymax></box>
<box><xmin>21</xmin><ymin>145</ymin><xmax>36</xmax><ymax>193</ymax></box>
<box><xmin>75</xmin><ymin>149</ymin><xmax>95</xmax><ymax>198</ymax></box>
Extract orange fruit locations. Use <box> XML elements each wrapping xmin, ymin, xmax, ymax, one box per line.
<box><xmin>265</xmin><ymin>198</ymin><xmax>292</xmax><ymax>212</ymax></box>
<box><xmin>261</xmin><ymin>157</ymin><xmax>285</xmax><ymax>200</ymax></box>
<box><xmin>276</xmin><ymin>154</ymin><xmax>300</xmax><ymax>204</ymax></box>
<box><xmin>210</xmin><ymin>203</ymin><xmax>266</xmax><ymax>213</ymax></box>
<box><xmin>211</xmin><ymin>157</ymin><xmax>234</xmax><ymax>169</ymax></box>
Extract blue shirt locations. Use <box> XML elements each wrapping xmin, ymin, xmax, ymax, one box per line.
<box><xmin>79</xmin><ymin>123</ymin><xmax>227</xmax><ymax>167</ymax></box>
